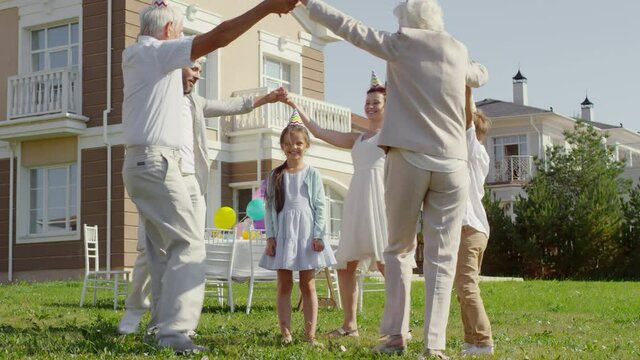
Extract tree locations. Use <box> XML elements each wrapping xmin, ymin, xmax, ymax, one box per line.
<box><xmin>617</xmin><ymin>183</ymin><xmax>640</xmax><ymax>279</ymax></box>
<box><xmin>514</xmin><ymin>121</ymin><xmax>630</xmax><ymax>279</ymax></box>
<box><xmin>481</xmin><ymin>190</ymin><xmax>520</xmax><ymax>276</ymax></box>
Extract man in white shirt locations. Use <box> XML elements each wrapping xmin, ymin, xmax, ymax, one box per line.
<box><xmin>121</xmin><ymin>0</ymin><xmax>297</xmax><ymax>353</ymax></box>
<box><xmin>118</xmin><ymin>59</ymin><xmax>286</xmax><ymax>336</ymax></box>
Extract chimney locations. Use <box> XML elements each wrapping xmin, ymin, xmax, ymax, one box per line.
<box><xmin>512</xmin><ymin>70</ymin><xmax>528</xmax><ymax>105</ymax></box>
<box><xmin>581</xmin><ymin>96</ymin><xmax>594</xmax><ymax>121</ymax></box>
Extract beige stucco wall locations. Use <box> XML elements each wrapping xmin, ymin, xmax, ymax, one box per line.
<box><xmin>197</xmin><ymin>1</ymin><xmax>307</xmax><ymax>98</ymax></box>
<box><xmin>0</xmin><ymin>7</ymin><xmax>19</xmax><ymax>121</ymax></box>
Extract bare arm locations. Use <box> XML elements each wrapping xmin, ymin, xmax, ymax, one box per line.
<box><xmin>465</xmin><ymin>86</ymin><xmax>473</xmax><ymax>129</ymax></box>
<box><xmin>286</xmin><ymin>99</ymin><xmax>359</xmax><ymax>149</ymax></box>
<box><xmin>191</xmin><ymin>0</ymin><xmax>297</xmax><ymax>61</ymax></box>
<box><xmin>253</xmin><ymin>87</ymin><xmax>288</xmax><ymax>108</ymax></box>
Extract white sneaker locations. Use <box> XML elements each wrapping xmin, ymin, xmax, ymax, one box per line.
<box><xmin>118</xmin><ymin>310</ymin><xmax>145</xmax><ymax>334</ymax></box>
<box><xmin>461</xmin><ymin>344</ymin><xmax>494</xmax><ymax>356</ymax></box>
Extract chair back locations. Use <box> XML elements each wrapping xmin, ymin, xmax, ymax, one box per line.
<box><xmin>83</xmin><ymin>224</ymin><xmax>100</xmax><ymax>274</ymax></box>
<box><xmin>204</xmin><ymin>228</ymin><xmax>237</xmax><ymax>280</ymax></box>
<box><xmin>247</xmin><ymin>230</ymin><xmax>276</xmax><ymax>280</ymax></box>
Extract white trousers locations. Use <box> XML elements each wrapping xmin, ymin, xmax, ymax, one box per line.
<box><xmin>380</xmin><ymin>149</ymin><xmax>467</xmax><ymax>351</ymax></box>
<box><xmin>122</xmin><ymin>146</ymin><xmax>205</xmax><ymax>346</ymax></box>
<box><xmin>123</xmin><ymin>174</ymin><xmax>206</xmax><ymax>331</ymax></box>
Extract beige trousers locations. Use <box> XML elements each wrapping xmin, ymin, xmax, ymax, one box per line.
<box><xmin>123</xmin><ymin>146</ymin><xmax>205</xmax><ymax>348</ymax></box>
<box><xmin>380</xmin><ymin>149</ymin><xmax>468</xmax><ymax>351</ymax></box>
<box><xmin>454</xmin><ymin>226</ymin><xmax>493</xmax><ymax>346</ymax></box>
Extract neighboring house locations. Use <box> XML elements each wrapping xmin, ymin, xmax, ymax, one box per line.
<box><xmin>0</xmin><ymin>0</ymin><xmax>357</xmax><ymax>282</ymax></box>
<box><xmin>479</xmin><ymin>70</ymin><xmax>640</xmax><ymax>217</ymax></box>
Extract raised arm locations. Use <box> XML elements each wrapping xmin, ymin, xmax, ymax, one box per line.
<box><xmin>465</xmin><ymin>86</ymin><xmax>473</xmax><ymax>129</ymax></box>
<box><xmin>300</xmin><ymin>0</ymin><xmax>400</xmax><ymax>61</ymax></box>
<box><xmin>286</xmin><ymin>99</ymin><xmax>359</xmax><ymax>149</ymax></box>
<box><xmin>191</xmin><ymin>0</ymin><xmax>298</xmax><ymax>61</ymax></box>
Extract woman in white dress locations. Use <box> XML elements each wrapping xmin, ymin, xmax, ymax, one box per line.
<box><xmin>286</xmin><ymin>74</ymin><xmax>387</xmax><ymax>337</ymax></box>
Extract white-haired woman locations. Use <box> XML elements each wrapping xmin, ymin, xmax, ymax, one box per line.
<box><xmin>299</xmin><ymin>0</ymin><xmax>488</xmax><ymax>358</ymax></box>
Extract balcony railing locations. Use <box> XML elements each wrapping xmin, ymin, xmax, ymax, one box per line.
<box><xmin>228</xmin><ymin>88</ymin><xmax>351</xmax><ymax>133</ymax></box>
<box><xmin>7</xmin><ymin>69</ymin><xmax>80</xmax><ymax>120</ymax></box>
<box><xmin>489</xmin><ymin>155</ymin><xmax>534</xmax><ymax>184</ymax></box>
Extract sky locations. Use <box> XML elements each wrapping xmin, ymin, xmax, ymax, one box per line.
<box><xmin>320</xmin><ymin>0</ymin><xmax>640</xmax><ymax>133</ymax></box>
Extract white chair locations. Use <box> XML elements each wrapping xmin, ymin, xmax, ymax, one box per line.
<box><xmin>204</xmin><ymin>228</ymin><xmax>237</xmax><ymax>312</ymax></box>
<box><xmin>357</xmin><ymin>269</ymin><xmax>385</xmax><ymax>313</ymax></box>
<box><xmin>80</xmin><ymin>224</ymin><xmax>131</xmax><ymax>310</ymax></box>
<box><xmin>245</xmin><ymin>230</ymin><xmax>278</xmax><ymax>314</ymax></box>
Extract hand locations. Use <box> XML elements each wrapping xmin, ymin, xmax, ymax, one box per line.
<box><xmin>312</xmin><ymin>238</ymin><xmax>324</xmax><ymax>252</ymax></box>
<box><xmin>264</xmin><ymin>0</ymin><xmax>299</xmax><ymax>15</ymax></box>
<box><xmin>265</xmin><ymin>238</ymin><xmax>277</xmax><ymax>256</ymax></box>
<box><xmin>268</xmin><ymin>87</ymin><xmax>288</xmax><ymax>103</ymax></box>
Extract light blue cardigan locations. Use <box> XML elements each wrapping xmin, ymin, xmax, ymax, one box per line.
<box><xmin>264</xmin><ymin>166</ymin><xmax>327</xmax><ymax>241</ymax></box>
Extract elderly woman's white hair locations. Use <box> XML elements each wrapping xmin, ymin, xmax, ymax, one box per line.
<box><xmin>393</xmin><ymin>0</ymin><xmax>444</xmax><ymax>32</ymax></box>
<box><xmin>139</xmin><ymin>2</ymin><xmax>184</xmax><ymax>38</ymax></box>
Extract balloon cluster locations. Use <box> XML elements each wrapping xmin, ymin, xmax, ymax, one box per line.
<box><xmin>212</xmin><ymin>180</ymin><xmax>267</xmax><ymax>232</ymax></box>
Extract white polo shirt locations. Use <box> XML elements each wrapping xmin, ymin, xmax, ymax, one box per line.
<box><xmin>122</xmin><ymin>35</ymin><xmax>194</xmax><ymax>148</ymax></box>
<box><xmin>462</xmin><ymin>122</ymin><xmax>490</xmax><ymax>237</ymax></box>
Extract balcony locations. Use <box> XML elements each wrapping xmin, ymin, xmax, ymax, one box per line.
<box><xmin>488</xmin><ymin>155</ymin><xmax>534</xmax><ymax>184</ymax></box>
<box><xmin>227</xmin><ymin>88</ymin><xmax>351</xmax><ymax>133</ymax></box>
<box><xmin>2</xmin><ymin>69</ymin><xmax>88</xmax><ymax>141</ymax></box>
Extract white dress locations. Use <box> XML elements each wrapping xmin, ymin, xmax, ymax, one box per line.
<box><xmin>336</xmin><ymin>133</ymin><xmax>387</xmax><ymax>271</ymax></box>
<box><xmin>259</xmin><ymin>166</ymin><xmax>336</xmax><ymax>271</ymax></box>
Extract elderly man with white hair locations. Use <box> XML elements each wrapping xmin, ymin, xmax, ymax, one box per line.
<box><xmin>118</xmin><ymin>56</ymin><xmax>287</xmax><ymax>337</ymax></box>
<box><xmin>298</xmin><ymin>0</ymin><xmax>488</xmax><ymax>358</ymax></box>
<box><xmin>121</xmin><ymin>0</ymin><xmax>297</xmax><ymax>354</ymax></box>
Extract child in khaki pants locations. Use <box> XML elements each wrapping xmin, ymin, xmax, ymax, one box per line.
<box><xmin>454</xmin><ymin>86</ymin><xmax>494</xmax><ymax>356</ymax></box>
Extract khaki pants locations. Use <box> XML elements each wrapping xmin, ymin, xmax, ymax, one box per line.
<box><xmin>454</xmin><ymin>226</ymin><xmax>493</xmax><ymax>346</ymax></box>
<box><xmin>123</xmin><ymin>146</ymin><xmax>205</xmax><ymax>348</ymax></box>
<box><xmin>380</xmin><ymin>149</ymin><xmax>468</xmax><ymax>351</ymax></box>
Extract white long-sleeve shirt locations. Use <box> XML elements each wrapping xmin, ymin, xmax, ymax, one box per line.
<box><xmin>462</xmin><ymin>123</ymin><xmax>490</xmax><ymax>237</ymax></box>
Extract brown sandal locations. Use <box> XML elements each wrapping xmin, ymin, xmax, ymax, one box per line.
<box><xmin>327</xmin><ymin>327</ymin><xmax>360</xmax><ymax>338</ymax></box>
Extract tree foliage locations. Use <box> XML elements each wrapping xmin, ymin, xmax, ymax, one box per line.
<box><xmin>513</xmin><ymin>121</ymin><xmax>630</xmax><ymax>278</ymax></box>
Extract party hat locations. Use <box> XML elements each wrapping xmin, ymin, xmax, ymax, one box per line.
<box><xmin>370</xmin><ymin>70</ymin><xmax>382</xmax><ymax>88</ymax></box>
<box><xmin>288</xmin><ymin>109</ymin><xmax>304</xmax><ymax>127</ymax></box>
<box><xmin>152</xmin><ymin>0</ymin><xmax>168</xmax><ymax>8</ymax></box>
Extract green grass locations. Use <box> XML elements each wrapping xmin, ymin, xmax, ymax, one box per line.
<box><xmin>0</xmin><ymin>280</ymin><xmax>638</xmax><ymax>359</ymax></box>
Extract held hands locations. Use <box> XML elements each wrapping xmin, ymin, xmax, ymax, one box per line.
<box><xmin>312</xmin><ymin>238</ymin><xmax>324</xmax><ymax>252</ymax></box>
<box><xmin>265</xmin><ymin>238</ymin><xmax>277</xmax><ymax>256</ymax></box>
<box><xmin>267</xmin><ymin>87</ymin><xmax>289</xmax><ymax>104</ymax></box>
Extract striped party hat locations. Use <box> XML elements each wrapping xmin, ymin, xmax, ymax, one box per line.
<box><xmin>370</xmin><ymin>70</ymin><xmax>382</xmax><ymax>88</ymax></box>
<box><xmin>288</xmin><ymin>109</ymin><xmax>304</xmax><ymax>127</ymax></box>
<box><xmin>152</xmin><ymin>0</ymin><xmax>168</xmax><ymax>8</ymax></box>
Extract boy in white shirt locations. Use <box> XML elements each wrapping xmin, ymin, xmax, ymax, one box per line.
<box><xmin>454</xmin><ymin>86</ymin><xmax>494</xmax><ymax>356</ymax></box>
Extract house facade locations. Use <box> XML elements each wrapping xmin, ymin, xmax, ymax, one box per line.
<box><xmin>0</xmin><ymin>0</ymin><xmax>357</xmax><ymax>282</ymax></box>
<box><xmin>479</xmin><ymin>70</ymin><xmax>640</xmax><ymax>216</ymax></box>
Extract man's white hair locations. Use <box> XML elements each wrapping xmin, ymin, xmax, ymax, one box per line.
<box><xmin>393</xmin><ymin>0</ymin><xmax>444</xmax><ymax>32</ymax></box>
<box><xmin>139</xmin><ymin>3</ymin><xmax>184</xmax><ymax>38</ymax></box>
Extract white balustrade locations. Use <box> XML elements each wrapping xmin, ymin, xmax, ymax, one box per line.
<box><xmin>228</xmin><ymin>88</ymin><xmax>351</xmax><ymax>133</ymax></box>
<box><xmin>490</xmin><ymin>155</ymin><xmax>534</xmax><ymax>183</ymax></box>
<box><xmin>7</xmin><ymin>69</ymin><xmax>80</xmax><ymax>120</ymax></box>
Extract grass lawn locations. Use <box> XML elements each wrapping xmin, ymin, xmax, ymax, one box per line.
<box><xmin>0</xmin><ymin>279</ymin><xmax>638</xmax><ymax>359</ymax></box>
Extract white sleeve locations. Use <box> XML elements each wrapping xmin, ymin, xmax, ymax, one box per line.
<box><xmin>156</xmin><ymin>36</ymin><xmax>194</xmax><ymax>74</ymax></box>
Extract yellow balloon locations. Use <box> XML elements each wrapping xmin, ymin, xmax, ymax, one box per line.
<box><xmin>242</xmin><ymin>231</ymin><xmax>249</xmax><ymax>240</ymax></box>
<box><xmin>214</xmin><ymin>207</ymin><xmax>237</xmax><ymax>229</ymax></box>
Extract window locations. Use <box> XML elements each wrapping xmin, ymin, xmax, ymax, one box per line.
<box><xmin>29</xmin><ymin>164</ymin><xmax>78</xmax><ymax>234</ymax></box>
<box><xmin>263</xmin><ymin>58</ymin><xmax>291</xmax><ymax>91</ymax></box>
<box><xmin>324</xmin><ymin>185</ymin><xmax>344</xmax><ymax>241</ymax></box>
<box><xmin>31</xmin><ymin>22</ymin><xmax>79</xmax><ymax>72</ymax></box>
<box><xmin>493</xmin><ymin>135</ymin><xmax>528</xmax><ymax>160</ymax></box>
<box><xmin>235</xmin><ymin>188</ymin><xmax>255</xmax><ymax>221</ymax></box>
